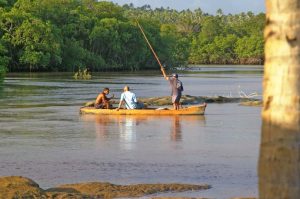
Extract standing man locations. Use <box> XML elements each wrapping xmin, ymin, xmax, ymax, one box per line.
<box><xmin>161</xmin><ymin>69</ymin><xmax>184</xmax><ymax>110</ymax></box>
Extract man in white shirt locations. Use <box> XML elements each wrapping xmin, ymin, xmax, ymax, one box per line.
<box><xmin>116</xmin><ymin>86</ymin><xmax>142</xmax><ymax>110</ymax></box>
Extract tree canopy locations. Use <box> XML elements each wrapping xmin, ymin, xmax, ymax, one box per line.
<box><xmin>0</xmin><ymin>0</ymin><xmax>265</xmax><ymax>73</ymax></box>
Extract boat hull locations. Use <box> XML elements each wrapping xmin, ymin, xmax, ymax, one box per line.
<box><xmin>80</xmin><ymin>104</ymin><xmax>206</xmax><ymax>115</ymax></box>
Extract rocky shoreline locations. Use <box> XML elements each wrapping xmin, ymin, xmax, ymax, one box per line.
<box><xmin>0</xmin><ymin>176</ymin><xmax>257</xmax><ymax>199</ymax></box>
<box><xmin>0</xmin><ymin>176</ymin><xmax>210</xmax><ymax>199</ymax></box>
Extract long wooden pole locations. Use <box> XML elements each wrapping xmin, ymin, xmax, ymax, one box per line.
<box><xmin>136</xmin><ymin>19</ymin><xmax>166</xmax><ymax>75</ymax></box>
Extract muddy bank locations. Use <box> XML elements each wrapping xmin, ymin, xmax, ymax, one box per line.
<box><xmin>0</xmin><ymin>176</ymin><xmax>210</xmax><ymax>199</ymax></box>
<box><xmin>85</xmin><ymin>95</ymin><xmax>262</xmax><ymax>107</ymax></box>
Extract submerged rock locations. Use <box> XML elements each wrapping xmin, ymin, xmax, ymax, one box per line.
<box><xmin>239</xmin><ymin>100</ymin><xmax>262</xmax><ymax>106</ymax></box>
<box><xmin>84</xmin><ymin>95</ymin><xmax>261</xmax><ymax>107</ymax></box>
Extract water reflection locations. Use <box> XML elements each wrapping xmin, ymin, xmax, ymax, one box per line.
<box><xmin>118</xmin><ymin>116</ymin><xmax>145</xmax><ymax>150</ymax></box>
<box><xmin>93</xmin><ymin>114</ymin><xmax>112</xmax><ymax>139</ymax></box>
<box><xmin>82</xmin><ymin>115</ymin><xmax>147</xmax><ymax>150</ymax></box>
<box><xmin>171</xmin><ymin>115</ymin><xmax>206</xmax><ymax>142</ymax></box>
<box><xmin>81</xmin><ymin>114</ymin><xmax>206</xmax><ymax>147</ymax></box>
<box><xmin>171</xmin><ymin>116</ymin><xmax>182</xmax><ymax>141</ymax></box>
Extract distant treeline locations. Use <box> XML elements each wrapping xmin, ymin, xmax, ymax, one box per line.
<box><xmin>0</xmin><ymin>0</ymin><xmax>265</xmax><ymax>74</ymax></box>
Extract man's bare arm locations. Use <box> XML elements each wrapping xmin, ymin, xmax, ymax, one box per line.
<box><xmin>116</xmin><ymin>101</ymin><xmax>123</xmax><ymax>111</ymax></box>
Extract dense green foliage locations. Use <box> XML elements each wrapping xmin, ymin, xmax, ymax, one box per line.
<box><xmin>127</xmin><ymin>7</ymin><xmax>265</xmax><ymax>65</ymax></box>
<box><xmin>0</xmin><ymin>1</ymin><xmax>265</xmax><ymax>73</ymax></box>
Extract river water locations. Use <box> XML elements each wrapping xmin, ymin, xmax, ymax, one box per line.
<box><xmin>0</xmin><ymin>65</ymin><xmax>262</xmax><ymax>198</ymax></box>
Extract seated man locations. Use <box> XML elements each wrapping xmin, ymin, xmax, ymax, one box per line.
<box><xmin>116</xmin><ymin>86</ymin><xmax>143</xmax><ymax>110</ymax></box>
<box><xmin>94</xmin><ymin>88</ymin><xmax>114</xmax><ymax>109</ymax></box>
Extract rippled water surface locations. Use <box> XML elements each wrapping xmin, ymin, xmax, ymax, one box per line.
<box><xmin>0</xmin><ymin>66</ymin><xmax>262</xmax><ymax>198</ymax></box>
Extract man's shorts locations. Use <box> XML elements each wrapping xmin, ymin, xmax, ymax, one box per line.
<box><xmin>136</xmin><ymin>102</ymin><xmax>144</xmax><ymax>109</ymax></box>
<box><xmin>172</xmin><ymin>94</ymin><xmax>181</xmax><ymax>103</ymax></box>
<box><xmin>94</xmin><ymin>103</ymin><xmax>105</xmax><ymax>109</ymax></box>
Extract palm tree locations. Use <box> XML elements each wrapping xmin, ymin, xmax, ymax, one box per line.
<box><xmin>259</xmin><ymin>0</ymin><xmax>300</xmax><ymax>198</ymax></box>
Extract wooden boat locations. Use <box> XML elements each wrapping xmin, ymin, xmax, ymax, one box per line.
<box><xmin>80</xmin><ymin>104</ymin><xmax>206</xmax><ymax>115</ymax></box>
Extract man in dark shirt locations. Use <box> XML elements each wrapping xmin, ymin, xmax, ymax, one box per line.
<box><xmin>161</xmin><ymin>70</ymin><xmax>184</xmax><ymax>110</ymax></box>
<box><xmin>94</xmin><ymin>88</ymin><xmax>114</xmax><ymax>109</ymax></box>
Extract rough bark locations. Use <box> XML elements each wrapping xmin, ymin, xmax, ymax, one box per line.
<box><xmin>259</xmin><ymin>0</ymin><xmax>300</xmax><ymax>199</ymax></box>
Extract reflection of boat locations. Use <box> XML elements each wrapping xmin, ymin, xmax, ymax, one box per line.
<box><xmin>81</xmin><ymin>114</ymin><xmax>206</xmax><ymax>146</ymax></box>
<box><xmin>80</xmin><ymin>104</ymin><xmax>206</xmax><ymax>115</ymax></box>
<box><xmin>81</xmin><ymin>115</ymin><xmax>148</xmax><ymax>150</ymax></box>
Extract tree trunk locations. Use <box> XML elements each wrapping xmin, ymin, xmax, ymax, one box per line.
<box><xmin>259</xmin><ymin>1</ymin><xmax>300</xmax><ymax>198</ymax></box>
